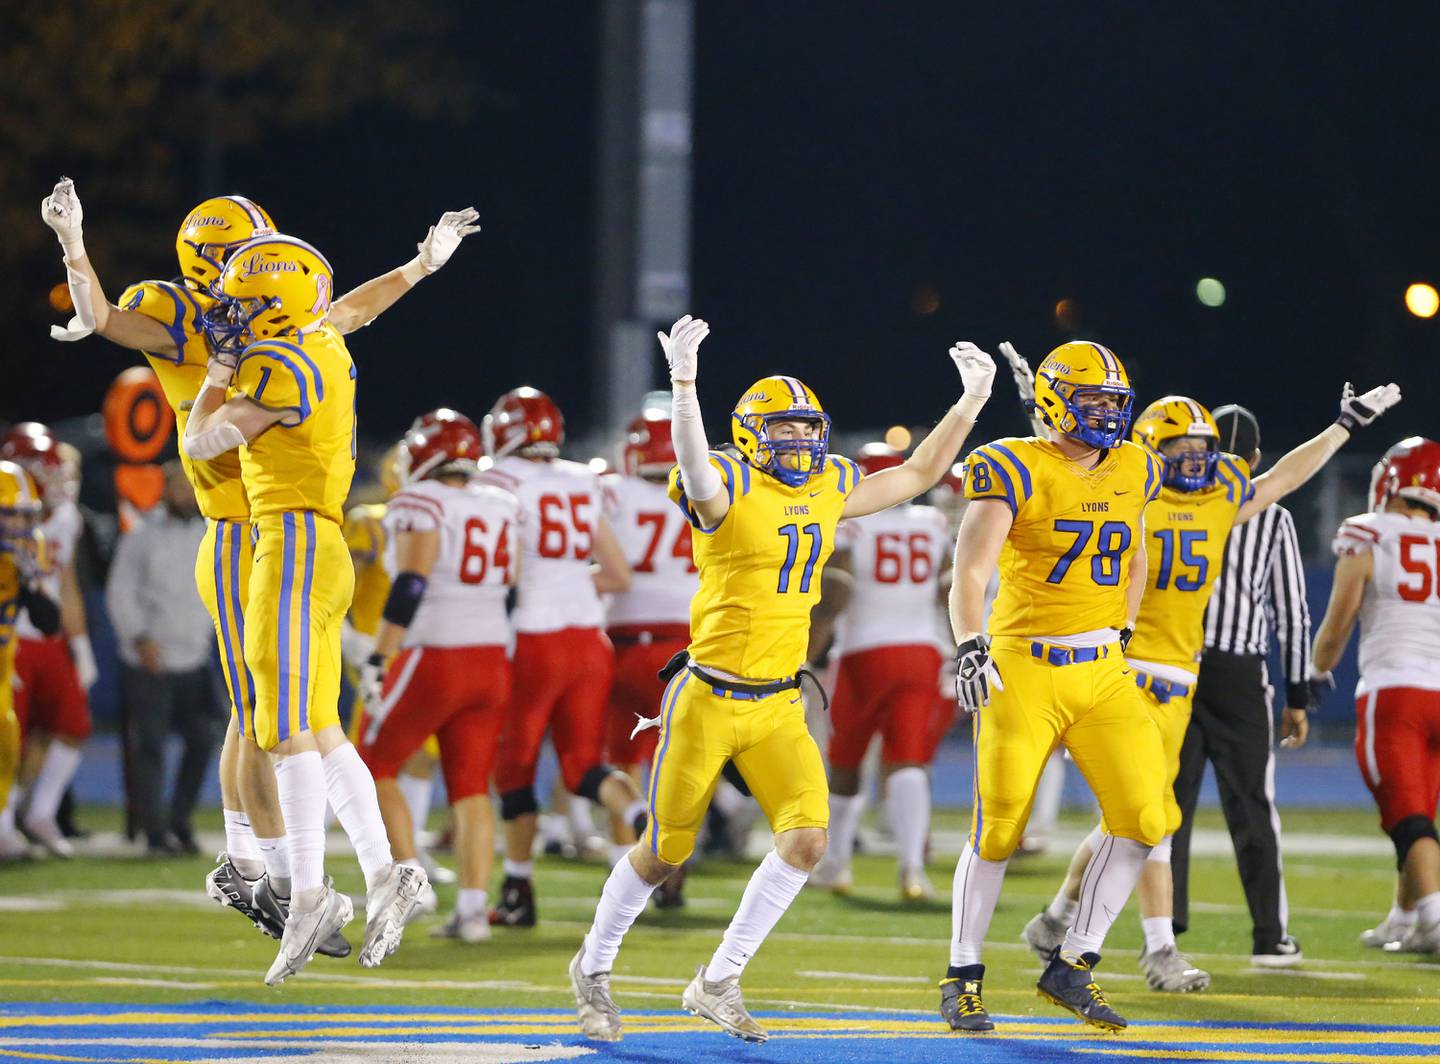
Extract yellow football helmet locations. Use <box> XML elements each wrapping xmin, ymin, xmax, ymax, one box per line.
<box><xmin>1032</xmin><ymin>341</ymin><xmax>1134</xmax><ymax>449</ymax></box>
<box><xmin>205</xmin><ymin>234</ymin><xmax>334</xmax><ymax>361</ymax></box>
<box><xmin>0</xmin><ymin>460</ymin><xmax>41</xmax><ymax>548</ymax></box>
<box><xmin>731</xmin><ymin>375</ymin><xmax>830</xmax><ymax>487</ymax></box>
<box><xmin>1133</xmin><ymin>396</ymin><xmax>1221</xmax><ymax>491</ymax></box>
<box><xmin>175</xmin><ymin>196</ymin><xmax>276</xmax><ymax>294</ymax></box>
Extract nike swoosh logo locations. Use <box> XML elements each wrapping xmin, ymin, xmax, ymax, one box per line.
<box><xmin>809</xmin><ymin>492</ymin><xmax>823</xmax><ymax>498</ymax></box>
<box><xmin>1113</xmin><ymin>490</ymin><xmax>1130</xmax><ymax>496</ymax></box>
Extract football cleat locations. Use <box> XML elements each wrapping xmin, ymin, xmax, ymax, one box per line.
<box><xmin>806</xmin><ymin>858</ymin><xmax>853</xmax><ymax>895</ymax></box>
<box><xmin>22</xmin><ymin>815</ymin><xmax>74</xmax><ymax>859</ymax></box>
<box><xmin>1393</xmin><ymin>920</ymin><xmax>1440</xmax><ymax>954</ymax></box>
<box><xmin>939</xmin><ymin>968</ymin><xmax>994</xmax><ymax>1032</ymax></box>
<box><xmin>264</xmin><ymin>886</ymin><xmax>353</xmax><ymax>987</ymax></box>
<box><xmin>569</xmin><ymin>948</ymin><xmax>623</xmax><ymax>1042</ymax></box>
<box><xmin>1250</xmin><ymin>936</ymin><xmax>1303</xmax><ymax>968</ymax></box>
<box><xmin>360</xmin><ymin>862</ymin><xmax>428</xmax><ymax>968</ymax></box>
<box><xmin>489</xmin><ymin>875</ymin><xmax>538</xmax><ymax>927</ymax></box>
<box><xmin>682</xmin><ymin>964</ymin><xmax>768</xmax><ymax>1043</ymax></box>
<box><xmin>411</xmin><ymin>875</ymin><xmax>440</xmax><ymax>920</ymax></box>
<box><xmin>1361</xmin><ymin>912</ymin><xmax>1414</xmax><ymax>949</ymax></box>
<box><xmin>1139</xmin><ymin>945</ymin><xmax>1211</xmax><ymax>992</ymax></box>
<box><xmin>1022</xmin><ymin>909</ymin><xmax>1068</xmax><ymax>961</ymax></box>
<box><xmin>900</xmin><ymin>867</ymin><xmax>935</xmax><ymax>902</ymax></box>
<box><xmin>252</xmin><ymin>875</ymin><xmax>351</xmax><ymax>958</ymax></box>
<box><xmin>205</xmin><ymin>853</ymin><xmax>274</xmax><ymax>935</ymax></box>
<box><xmin>0</xmin><ymin>826</ymin><xmax>32</xmax><ymax>861</ymax></box>
<box><xmin>1036</xmin><ymin>948</ymin><xmax>1127</xmax><ymax>1031</ymax></box>
<box><xmin>430</xmin><ymin>909</ymin><xmax>492</xmax><ymax>943</ymax></box>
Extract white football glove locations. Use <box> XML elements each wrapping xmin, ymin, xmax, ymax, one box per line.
<box><xmin>359</xmin><ymin>654</ymin><xmax>388</xmax><ymax>744</ymax></box>
<box><xmin>68</xmin><ymin>634</ymin><xmax>99</xmax><ymax>691</ymax></box>
<box><xmin>1336</xmin><ymin>381</ymin><xmax>1402</xmax><ymax>431</ymax></box>
<box><xmin>657</xmin><ymin>314</ymin><xmax>710</xmax><ymax>383</ymax></box>
<box><xmin>415</xmin><ymin>207</ymin><xmax>481</xmax><ymax>275</ymax></box>
<box><xmin>340</xmin><ymin>619</ymin><xmax>377</xmax><ymax>669</ymax></box>
<box><xmin>998</xmin><ymin>341</ymin><xmax>1036</xmax><ymax>403</ymax></box>
<box><xmin>954</xmin><ymin>635</ymin><xmax>1003</xmax><ymax>715</ymax></box>
<box><xmin>41</xmin><ymin>176</ymin><xmax>86</xmax><ymax>260</ymax></box>
<box><xmin>949</xmin><ymin>341</ymin><xmax>995</xmax><ymax>398</ymax></box>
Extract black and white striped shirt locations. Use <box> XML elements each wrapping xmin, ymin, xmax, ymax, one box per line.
<box><xmin>1203</xmin><ymin>503</ymin><xmax>1312</xmax><ymax>705</ymax></box>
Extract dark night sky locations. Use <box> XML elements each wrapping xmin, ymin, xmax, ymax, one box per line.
<box><xmin>7</xmin><ymin>3</ymin><xmax>1438</xmax><ymax>457</ymax></box>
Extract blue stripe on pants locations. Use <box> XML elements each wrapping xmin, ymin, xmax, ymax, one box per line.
<box><xmin>648</xmin><ymin>670</ymin><xmax>691</xmax><ymax>856</ymax></box>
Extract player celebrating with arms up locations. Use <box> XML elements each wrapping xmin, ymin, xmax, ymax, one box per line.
<box><xmin>568</xmin><ymin>316</ymin><xmax>995</xmax><ymax>1044</ymax></box>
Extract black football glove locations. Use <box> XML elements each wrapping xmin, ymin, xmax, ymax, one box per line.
<box><xmin>954</xmin><ymin>636</ymin><xmax>1003</xmax><ymax>714</ymax></box>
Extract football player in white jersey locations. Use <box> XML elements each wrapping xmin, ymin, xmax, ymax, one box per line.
<box><xmin>480</xmin><ymin>387</ymin><xmax>642</xmax><ymax>927</ymax></box>
<box><xmin>602</xmin><ymin>408</ymin><xmax>701</xmax><ymax>906</ymax></box>
<box><xmin>1313</xmin><ymin>436</ymin><xmax>1440</xmax><ymax>954</ymax></box>
<box><xmin>810</xmin><ymin>443</ymin><xmax>949</xmax><ymax>901</ymax></box>
<box><xmin>359</xmin><ymin>412</ymin><xmax>518</xmax><ymax>944</ymax></box>
<box><xmin>0</xmin><ymin>424</ymin><xmax>95</xmax><ymax>858</ymax></box>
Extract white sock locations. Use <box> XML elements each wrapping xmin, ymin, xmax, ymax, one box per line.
<box><xmin>885</xmin><ymin>767</ymin><xmax>930</xmax><ymax>875</ymax></box>
<box><xmin>622</xmin><ymin>798</ymin><xmax>647</xmax><ymax>830</ymax></box>
<box><xmin>581</xmin><ymin>857</ymin><xmax>658</xmax><ymax>974</ymax></box>
<box><xmin>568</xmin><ymin>796</ymin><xmax>595</xmax><ymax>839</ymax></box>
<box><xmin>257</xmin><ymin>834</ymin><xmax>291</xmax><ymax>897</ymax></box>
<box><xmin>274</xmin><ymin>752</ymin><xmax>327</xmax><ymax>909</ymax></box>
<box><xmin>1064</xmin><ymin>834</ymin><xmax>1151</xmax><ymax>956</ymax></box>
<box><xmin>707</xmin><ymin>850</ymin><xmax>810</xmax><ymax>982</ymax></box>
<box><xmin>1142</xmin><ymin>915</ymin><xmax>1175</xmax><ymax>953</ymax></box>
<box><xmin>825</xmin><ymin>793</ymin><xmax>863</xmax><ymax>872</ymax></box>
<box><xmin>610</xmin><ymin>842</ymin><xmax>631</xmax><ymax>866</ymax></box>
<box><xmin>322</xmin><ymin>743</ymin><xmax>394</xmax><ymax>890</ymax></box>
<box><xmin>504</xmin><ymin>858</ymin><xmax>534</xmax><ymax>879</ymax></box>
<box><xmin>458</xmin><ymin>887</ymin><xmax>489</xmax><ymax>920</ymax></box>
<box><xmin>397</xmin><ymin>772</ymin><xmax>433</xmax><ymax>837</ymax></box>
<box><xmin>1417</xmin><ymin>891</ymin><xmax>1440</xmax><ymax>929</ymax></box>
<box><xmin>949</xmin><ymin>845</ymin><xmax>1009</xmax><ymax>966</ymax></box>
<box><xmin>1046</xmin><ymin>887</ymin><xmax>1078</xmax><ymax>925</ymax></box>
<box><xmin>222</xmin><ymin>809</ymin><xmax>265</xmax><ymax>879</ymax></box>
<box><xmin>25</xmin><ymin>743</ymin><xmax>82</xmax><ymax>824</ymax></box>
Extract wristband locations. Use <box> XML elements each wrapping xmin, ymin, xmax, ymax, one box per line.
<box><xmin>399</xmin><ymin>256</ymin><xmax>428</xmax><ymax>285</ymax></box>
<box><xmin>954</xmin><ymin>392</ymin><xmax>987</xmax><ymax>421</ymax></box>
<box><xmin>381</xmin><ymin>570</ymin><xmax>428</xmax><ymax>627</ymax></box>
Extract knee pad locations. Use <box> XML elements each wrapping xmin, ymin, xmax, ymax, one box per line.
<box><xmin>499</xmin><ymin>787</ymin><xmax>539</xmax><ymax>822</ymax></box>
<box><xmin>1388</xmin><ymin>815</ymin><xmax>1439</xmax><ymax>870</ymax></box>
<box><xmin>975</xmin><ymin>820</ymin><xmax>1022</xmax><ymax>862</ymax></box>
<box><xmin>1136</xmin><ymin>801</ymin><xmax>1168</xmax><ymax>847</ymax></box>
<box><xmin>721</xmin><ymin>760</ymin><xmax>752</xmax><ymax>797</ymax></box>
<box><xmin>576</xmin><ymin>764</ymin><xmax>616</xmax><ymax>803</ymax></box>
<box><xmin>1147</xmin><ymin>834</ymin><xmax>1173</xmax><ymax>864</ymax></box>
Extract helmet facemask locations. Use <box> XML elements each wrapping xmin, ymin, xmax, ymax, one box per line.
<box><xmin>1158</xmin><ymin>435</ymin><xmax>1220</xmax><ymax>491</ymax></box>
<box><xmin>1044</xmin><ymin>378</ymin><xmax>1133</xmax><ymax>449</ymax></box>
<box><xmin>202</xmin><ymin>295</ymin><xmax>276</xmax><ymax>366</ymax></box>
<box><xmin>738</xmin><ymin>411</ymin><xmax>831</xmax><ymax>487</ymax></box>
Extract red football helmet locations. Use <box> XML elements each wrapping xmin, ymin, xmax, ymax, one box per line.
<box><xmin>623</xmin><ymin>408</ymin><xmax>676</xmax><ymax>478</ymax></box>
<box><xmin>409</xmin><ymin>407</ymin><xmax>463</xmax><ymax>434</ymax></box>
<box><xmin>856</xmin><ymin>441</ymin><xmax>904</xmax><ymax>477</ymax></box>
<box><xmin>482</xmin><ymin>387</ymin><xmax>564</xmax><ymax>459</ymax></box>
<box><xmin>1372</xmin><ymin>436</ymin><xmax>1440</xmax><ymax>513</ymax></box>
<box><xmin>401</xmin><ymin>413</ymin><xmax>484</xmax><ymax>484</ymax></box>
<box><xmin>0</xmin><ymin>422</ymin><xmax>69</xmax><ymax>508</ymax></box>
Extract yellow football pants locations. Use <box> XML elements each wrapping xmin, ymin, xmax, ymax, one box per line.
<box><xmin>969</xmin><ymin>637</ymin><xmax>1168</xmax><ymax>861</ymax></box>
<box><xmin>246</xmin><ymin>513</ymin><xmax>353</xmax><ymax>751</ymax></box>
<box><xmin>195</xmin><ymin>519</ymin><xmax>258</xmax><ymax>738</ymax></box>
<box><xmin>644</xmin><ymin>668</ymin><xmax>829</xmax><ymax>865</ymax></box>
<box><xmin>0</xmin><ymin>666</ymin><xmax>18</xmax><ymax>815</ymax></box>
<box><xmin>1126</xmin><ymin>672</ymin><xmax>1195</xmax><ymax>837</ymax></box>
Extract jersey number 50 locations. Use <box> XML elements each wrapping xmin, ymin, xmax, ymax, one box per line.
<box><xmin>1046</xmin><ymin>519</ymin><xmax>1131</xmax><ymax>586</ymax></box>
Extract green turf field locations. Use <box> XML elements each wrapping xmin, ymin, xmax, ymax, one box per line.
<box><xmin>1</xmin><ymin>806</ymin><xmax>1435</xmax><ymax>1023</ymax></box>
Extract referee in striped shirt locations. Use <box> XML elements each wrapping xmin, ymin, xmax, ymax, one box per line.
<box><xmin>1170</xmin><ymin>404</ymin><xmax>1311</xmax><ymax>967</ymax></box>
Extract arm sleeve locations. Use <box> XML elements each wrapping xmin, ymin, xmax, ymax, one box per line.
<box><xmin>233</xmin><ymin>343</ymin><xmax>321</xmax><ymax>426</ymax></box>
<box><xmin>1268</xmin><ymin>506</ymin><xmax>1312</xmax><ymax>703</ymax></box>
<box><xmin>671</xmin><ymin>386</ymin><xmax>723</xmax><ymax>504</ymax></box>
<box><xmin>103</xmin><ymin>528</ymin><xmax>149</xmax><ymax>644</ymax></box>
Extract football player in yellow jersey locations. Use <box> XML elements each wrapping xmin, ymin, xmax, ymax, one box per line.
<box><xmin>0</xmin><ymin>464</ymin><xmax>62</xmax><ymax>840</ymax></box>
<box><xmin>40</xmin><ymin>178</ymin><xmax>476</xmax><ymax>939</ymax></box>
<box><xmin>182</xmin><ymin>234</ymin><xmax>427</xmax><ymax>985</ymax></box>
<box><xmin>568</xmin><ymin>315</ymin><xmax>996</xmax><ymax>1044</ymax></box>
<box><xmin>1023</xmin><ymin>385</ymin><xmax>1402</xmax><ymax>992</ymax></box>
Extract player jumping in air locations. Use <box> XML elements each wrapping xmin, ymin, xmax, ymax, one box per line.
<box><xmin>568</xmin><ymin>315</ymin><xmax>995</xmax><ymax>1043</ymax></box>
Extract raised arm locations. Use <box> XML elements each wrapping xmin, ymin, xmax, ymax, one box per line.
<box><xmin>40</xmin><ymin>177</ymin><xmax>179</xmax><ymax>353</ymax></box>
<box><xmin>329</xmin><ymin>208</ymin><xmax>481</xmax><ymax>334</ymax></box>
<box><xmin>659</xmin><ymin>315</ymin><xmax>729</xmax><ymax>529</ymax></box>
<box><xmin>1238</xmin><ymin>382</ymin><xmax>1402</xmax><ymax>523</ymax></box>
<box><xmin>998</xmin><ymin>341</ymin><xmax>1052</xmax><ymax>437</ymax></box>
<box><xmin>843</xmin><ymin>343</ymin><xmax>995</xmax><ymax>518</ymax></box>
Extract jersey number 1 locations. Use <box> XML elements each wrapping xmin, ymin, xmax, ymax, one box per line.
<box><xmin>777</xmin><ymin>522</ymin><xmax>823</xmax><ymax>593</ymax></box>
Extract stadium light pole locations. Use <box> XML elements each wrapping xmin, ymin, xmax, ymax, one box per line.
<box><xmin>593</xmin><ymin>0</ymin><xmax>694</xmax><ymax>439</ymax></box>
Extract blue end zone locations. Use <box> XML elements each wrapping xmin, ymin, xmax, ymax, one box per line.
<box><xmin>2</xmin><ymin>1005</ymin><xmax>1438</xmax><ymax>1063</ymax></box>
